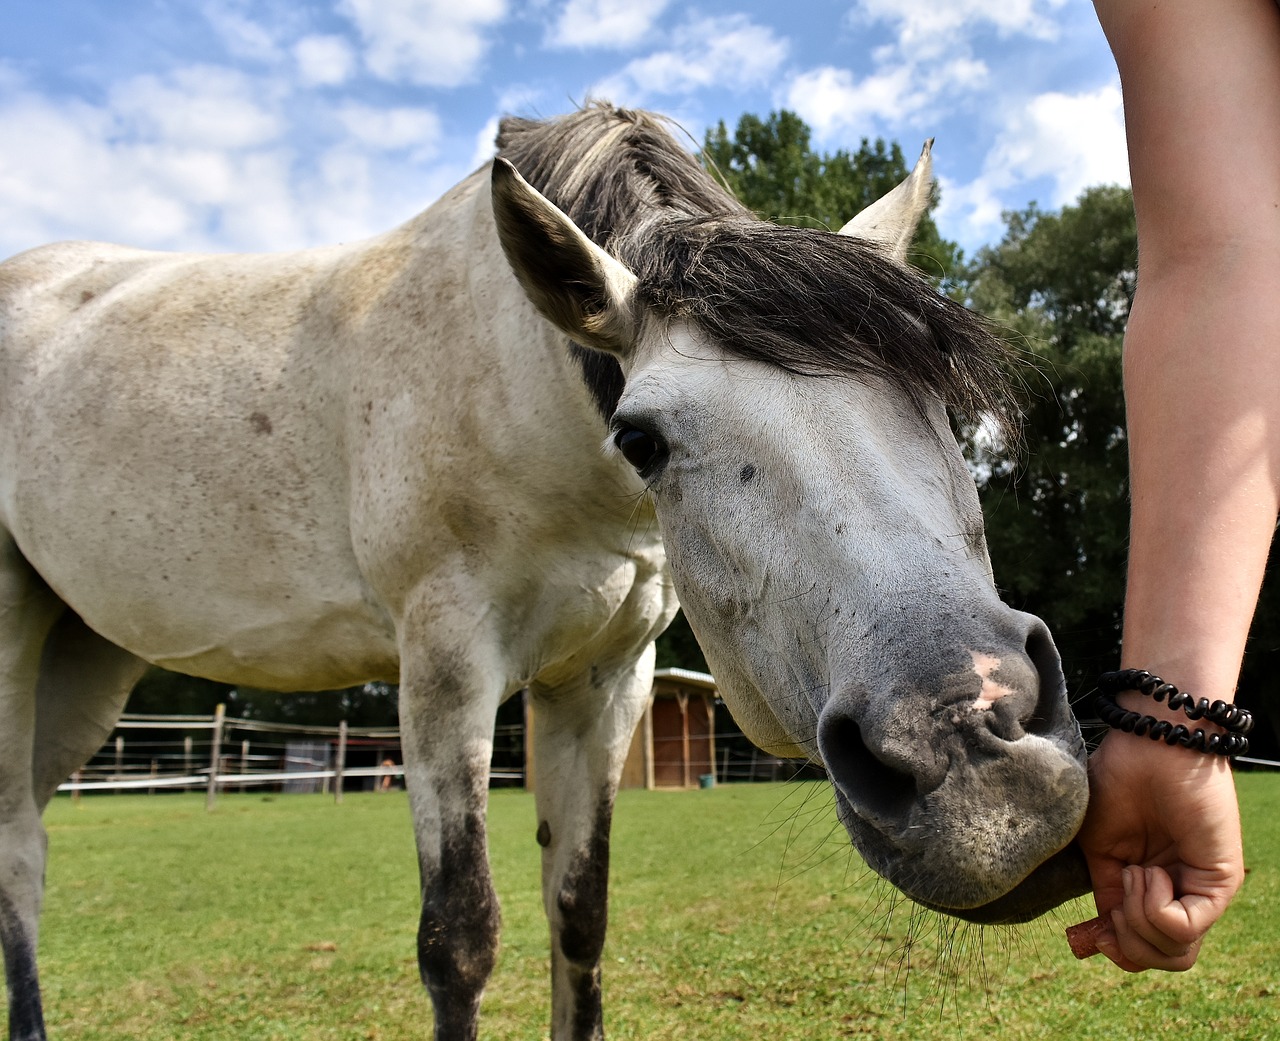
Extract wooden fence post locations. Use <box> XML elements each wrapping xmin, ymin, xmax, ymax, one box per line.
<box><xmin>523</xmin><ymin>691</ymin><xmax>536</xmax><ymax>793</ymax></box>
<box><xmin>206</xmin><ymin>703</ymin><xmax>225</xmax><ymax>812</ymax></box>
<box><xmin>678</xmin><ymin>691</ymin><xmax>691</xmax><ymax>789</ymax></box>
<box><xmin>642</xmin><ymin>703</ymin><xmax>655</xmax><ymax>791</ymax></box>
<box><xmin>334</xmin><ymin>721</ymin><xmax>348</xmax><ymax>804</ymax></box>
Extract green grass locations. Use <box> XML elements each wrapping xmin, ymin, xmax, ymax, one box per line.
<box><xmin>14</xmin><ymin>776</ymin><xmax>1280</xmax><ymax>1040</ymax></box>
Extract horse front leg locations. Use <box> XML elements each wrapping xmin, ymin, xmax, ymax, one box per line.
<box><xmin>398</xmin><ymin>640</ymin><xmax>506</xmax><ymax>1041</ymax></box>
<box><xmin>530</xmin><ymin>646</ymin><xmax>656</xmax><ymax>1041</ymax></box>
<box><xmin>0</xmin><ymin>542</ymin><xmax>63</xmax><ymax>1041</ymax></box>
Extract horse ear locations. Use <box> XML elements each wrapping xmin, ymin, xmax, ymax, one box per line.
<box><xmin>491</xmin><ymin>157</ymin><xmax>639</xmax><ymax>356</ymax></box>
<box><xmin>837</xmin><ymin>139</ymin><xmax>934</xmax><ymax>264</ymax></box>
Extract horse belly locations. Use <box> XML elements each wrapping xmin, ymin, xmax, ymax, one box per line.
<box><xmin>147</xmin><ymin>606</ymin><xmax>401</xmax><ymax>691</ymax></box>
<box><xmin>13</xmin><ymin>483</ymin><xmax>400</xmax><ymax>689</ymax></box>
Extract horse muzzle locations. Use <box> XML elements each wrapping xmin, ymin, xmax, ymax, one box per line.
<box><xmin>816</xmin><ymin>613</ymin><xmax>1091</xmax><ymax>919</ymax></box>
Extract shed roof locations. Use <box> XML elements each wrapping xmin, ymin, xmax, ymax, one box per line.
<box><xmin>652</xmin><ymin>667</ymin><xmax>717</xmax><ymax>692</ymax></box>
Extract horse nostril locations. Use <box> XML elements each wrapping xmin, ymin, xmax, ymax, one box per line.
<box><xmin>1019</xmin><ymin>619</ymin><xmax>1070</xmax><ymax>740</ymax></box>
<box><xmin>817</xmin><ymin>710</ymin><xmax>920</xmax><ymax>825</ymax></box>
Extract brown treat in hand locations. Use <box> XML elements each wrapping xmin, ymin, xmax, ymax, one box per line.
<box><xmin>1065</xmin><ymin>916</ymin><xmax>1106</xmax><ymax>959</ymax></box>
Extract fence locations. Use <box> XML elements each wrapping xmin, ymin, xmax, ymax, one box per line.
<box><xmin>59</xmin><ymin>707</ymin><xmax>526</xmax><ymax>806</ymax></box>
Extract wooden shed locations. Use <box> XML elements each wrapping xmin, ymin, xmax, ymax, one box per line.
<box><xmin>618</xmin><ymin>668</ymin><xmax>718</xmax><ymax>790</ymax></box>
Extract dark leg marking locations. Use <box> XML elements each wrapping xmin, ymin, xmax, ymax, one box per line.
<box><xmin>0</xmin><ymin>892</ymin><xmax>45</xmax><ymax>1041</ymax></box>
<box><xmin>417</xmin><ymin>814</ymin><xmax>501</xmax><ymax>1041</ymax></box>
<box><xmin>536</xmin><ymin>820</ymin><xmax>552</xmax><ymax>848</ymax></box>
<box><xmin>556</xmin><ymin>799</ymin><xmax>613</xmax><ymax>1041</ymax></box>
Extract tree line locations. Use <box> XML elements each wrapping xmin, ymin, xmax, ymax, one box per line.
<box><xmin>128</xmin><ymin>109</ymin><xmax>1279</xmax><ymax>759</ymax></box>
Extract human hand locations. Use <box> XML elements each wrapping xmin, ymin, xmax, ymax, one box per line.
<box><xmin>1072</xmin><ymin>728</ymin><xmax>1244</xmax><ymax>971</ymax></box>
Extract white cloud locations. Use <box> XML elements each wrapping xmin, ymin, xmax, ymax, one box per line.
<box><xmin>931</xmin><ymin>175</ymin><xmax>1007</xmax><ymax>253</ymax></box>
<box><xmin>336</xmin><ymin>104</ymin><xmax>442</xmax><ymax>158</ymax></box>
<box><xmin>338</xmin><ymin>0</ymin><xmax>509</xmax><ymax>87</ymax></box>
<box><xmin>471</xmin><ymin>115</ymin><xmax>501</xmax><ymax>168</ymax></box>
<box><xmin>109</xmin><ymin>66</ymin><xmax>282</xmax><ymax>150</ymax></box>
<box><xmin>201</xmin><ymin>1</ymin><xmax>283</xmax><ymax>62</ymax></box>
<box><xmin>852</xmin><ymin>0</ymin><xmax>1068</xmax><ymax>52</ymax></box>
<box><xmin>987</xmin><ymin>84</ymin><xmax>1128</xmax><ymax>201</ymax></box>
<box><xmin>550</xmin><ymin>0</ymin><xmax>669</xmax><ymax>49</ymax></box>
<box><xmin>785</xmin><ymin>0</ymin><xmax>1077</xmax><ymax>144</ymax></box>
<box><xmin>785</xmin><ymin>57</ymin><xmax>986</xmax><ymax>140</ymax></box>
<box><xmin>773</xmin><ymin>2</ymin><xmax>1118</xmax><ymax>253</ymax></box>
<box><xmin>786</xmin><ymin>65</ymin><xmax>916</xmax><ymax>138</ymax></box>
<box><xmin>0</xmin><ymin>87</ymin><xmax>263</xmax><ymax>251</ymax></box>
<box><xmin>593</xmin><ymin>14</ymin><xmax>788</xmax><ymax>102</ymax></box>
<box><xmin>294</xmin><ymin>34</ymin><xmax>357</xmax><ymax>87</ymax></box>
<box><xmin>0</xmin><ymin>65</ymin><xmax>457</xmax><ymax>258</ymax></box>
<box><xmin>467</xmin><ymin>85</ymin><xmax>554</xmax><ymax>169</ymax></box>
<box><xmin>935</xmin><ymin>83</ymin><xmax>1128</xmax><ymax>249</ymax></box>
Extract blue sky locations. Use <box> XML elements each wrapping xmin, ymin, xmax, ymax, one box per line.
<box><xmin>0</xmin><ymin>1</ymin><xmax>1127</xmax><ymax>260</ymax></box>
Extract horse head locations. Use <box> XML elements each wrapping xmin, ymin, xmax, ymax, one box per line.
<box><xmin>490</xmin><ymin>146</ymin><xmax>1090</xmax><ymax>924</ymax></box>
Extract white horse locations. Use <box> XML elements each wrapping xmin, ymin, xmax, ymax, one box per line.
<box><xmin>0</xmin><ymin>104</ymin><xmax>1089</xmax><ymax>1041</ymax></box>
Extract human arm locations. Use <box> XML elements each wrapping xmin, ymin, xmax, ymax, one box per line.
<box><xmin>1080</xmin><ymin>0</ymin><xmax>1280</xmax><ymax>971</ymax></box>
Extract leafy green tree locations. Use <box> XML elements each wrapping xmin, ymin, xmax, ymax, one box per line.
<box><xmin>701</xmin><ymin>109</ymin><xmax>962</xmax><ymax>278</ymax></box>
<box><xmin>226</xmin><ymin>683</ymin><xmax>399</xmax><ymax>727</ymax></box>
<box><xmin>959</xmin><ymin>187</ymin><xmax>1136</xmax><ymax>702</ymax></box>
<box><xmin>125</xmin><ymin>667</ymin><xmax>398</xmax><ymax>727</ymax></box>
<box><xmin>655</xmin><ymin>614</ymin><xmax>708</xmax><ymax>673</ymax></box>
<box><xmin>126</xmin><ymin>667</ymin><xmax>235</xmax><ymax>715</ymax></box>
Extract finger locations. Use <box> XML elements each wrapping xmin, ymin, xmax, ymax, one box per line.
<box><xmin>1111</xmin><ymin>909</ymin><xmax>1202</xmax><ymax>971</ymax></box>
<box><xmin>1095</xmin><ymin>913</ymin><xmax>1146</xmax><ymax>973</ymax></box>
<box><xmin>1136</xmin><ymin>867</ymin><xmax>1200</xmax><ymax>956</ymax></box>
<box><xmin>1118</xmin><ymin>866</ymin><xmax>1189</xmax><ymax>956</ymax></box>
<box><xmin>1145</xmin><ymin>868</ymin><xmax>1234</xmax><ymax>944</ymax></box>
<box><xmin>1140</xmin><ymin>866</ymin><xmax>1222</xmax><ymax>948</ymax></box>
<box><xmin>1084</xmin><ymin>848</ymin><xmax>1127</xmax><ymax>925</ymax></box>
<box><xmin>1109</xmin><ymin>907</ymin><xmax>1201</xmax><ymax>971</ymax></box>
<box><xmin>1111</xmin><ymin>872</ymin><xmax>1202</xmax><ymax>972</ymax></box>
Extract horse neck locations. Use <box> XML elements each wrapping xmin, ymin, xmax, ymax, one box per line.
<box><xmin>383</xmin><ymin>166</ymin><xmax>651</xmax><ymax>532</ymax></box>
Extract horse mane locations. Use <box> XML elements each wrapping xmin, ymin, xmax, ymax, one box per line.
<box><xmin>495</xmin><ymin>102</ymin><xmax>1015</xmax><ymax>438</ymax></box>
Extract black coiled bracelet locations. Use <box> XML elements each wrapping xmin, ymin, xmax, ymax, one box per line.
<box><xmin>1096</xmin><ymin>669</ymin><xmax>1254</xmax><ymax>757</ymax></box>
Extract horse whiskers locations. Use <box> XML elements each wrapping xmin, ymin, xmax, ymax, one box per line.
<box><xmin>619</xmin><ymin>489</ymin><xmax>658</xmax><ymax>556</ymax></box>
<box><xmin>770</xmin><ymin>784</ymin><xmax>843</xmax><ymax>910</ymax></box>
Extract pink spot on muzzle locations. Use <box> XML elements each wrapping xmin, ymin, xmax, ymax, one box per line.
<box><xmin>969</xmin><ymin>650</ymin><xmax>1017</xmax><ymax>710</ymax></box>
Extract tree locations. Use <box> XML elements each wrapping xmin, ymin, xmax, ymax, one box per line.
<box><xmin>701</xmin><ymin>109</ymin><xmax>962</xmax><ymax>279</ymax></box>
<box><xmin>125</xmin><ymin>667</ymin><xmax>399</xmax><ymax>727</ymax></box>
<box><xmin>126</xmin><ymin>667</ymin><xmax>235</xmax><ymax>715</ymax></box>
<box><xmin>958</xmin><ymin>187</ymin><xmax>1136</xmax><ymax>701</ymax></box>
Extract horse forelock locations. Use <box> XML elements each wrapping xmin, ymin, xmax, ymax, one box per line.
<box><xmin>631</xmin><ymin>218</ymin><xmax>1018</xmax><ymax>442</ymax></box>
<box><xmin>495</xmin><ymin>103</ymin><xmax>1015</xmax><ymax>439</ymax></box>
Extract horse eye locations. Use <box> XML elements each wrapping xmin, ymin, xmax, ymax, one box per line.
<box><xmin>614</xmin><ymin>427</ymin><xmax>663</xmax><ymax>472</ymax></box>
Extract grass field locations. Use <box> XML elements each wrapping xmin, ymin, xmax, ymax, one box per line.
<box><xmin>14</xmin><ymin>775</ymin><xmax>1279</xmax><ymax>1040</ymax></box>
